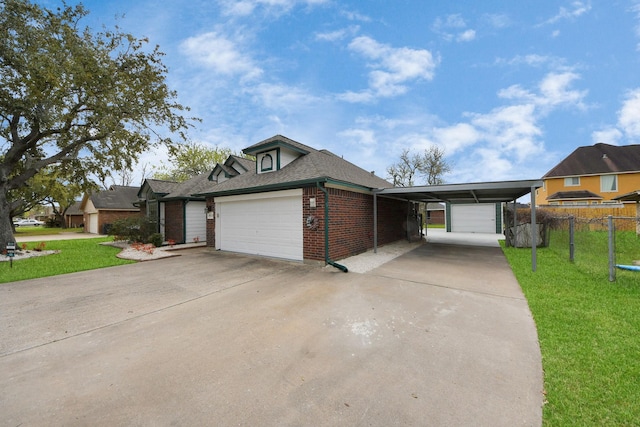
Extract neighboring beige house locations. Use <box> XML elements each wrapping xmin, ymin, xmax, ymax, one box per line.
<box><xmin>80</xmin><ymin>185</ymin><xmax>140</xmax><ymax>234</ymax></box>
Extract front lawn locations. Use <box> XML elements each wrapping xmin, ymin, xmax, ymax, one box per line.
<box><xmin>13</xmin><ymin>226</ymin><xmax>84</xmax><ymax>236</ymax></box>
<box><xmin>501</xmin><ymin>231</ymin><xmax>640</xmax><ymax>426</ymax></box>
<box><xmin>1</xmin><ymin>237</ymin><xmax>134</xmax><ymax>283</ymax></box>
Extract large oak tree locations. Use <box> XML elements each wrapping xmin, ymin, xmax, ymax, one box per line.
<box><xmin>0</xmin><ymin>0</ymin><xmax>195</xmax><ymax>250</ymax></box>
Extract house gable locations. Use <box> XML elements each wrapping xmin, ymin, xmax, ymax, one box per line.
<box><xmin>243</xmin><ymin>135</ymin><xmax>310</xmax><ymax>175</ymax></box>
<box><xmin>208</xmin><ymin>156</ymin><xmax>255</xmax><ymax>183</ymax></box>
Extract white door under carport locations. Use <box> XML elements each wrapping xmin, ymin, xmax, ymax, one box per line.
<box><xmin>450</xmin><ymin>203</ymin><xmax>499</xmax><ymax>233</ymax></box>
<box><xmin>214</xmin><ymin>189</ymin><xmax>303</xmax><ymax>261</ymax></box>
<box><xmin>185</xmin><ymin>201</ymin><xmax>206</xmax><ymax>243</ymax></box>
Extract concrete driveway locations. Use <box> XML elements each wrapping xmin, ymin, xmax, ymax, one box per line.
<box><xmin>0</xmin><ymin>243</ymin><xmax>542</xmax><ymax>426</ymax></box>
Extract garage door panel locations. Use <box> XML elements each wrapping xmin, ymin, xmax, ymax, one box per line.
<box><xmin>451</xmin><ymin>204</ymin><xmax>496</xmax><ymax>233</ymax></box>
<box><xmin>217</xmin><ymin>191</ymin><xmax>303</xmax><ymax>260</ymax></box>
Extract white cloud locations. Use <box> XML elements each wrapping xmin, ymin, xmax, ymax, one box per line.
<box><xmin>497</xmin><ymin>54</ymin><xmax>566</xmax><ymax>69</ymax></box>
<box><xmin>218</xmin><ymin>0</ymin><xmax>329</xmax><ymax>16</ymax></box>
<box><xmin>498</xmin><ymin>71</ymin><xmax>587</xmax><ymax>111</ymax></box>
<box><xmin>431</xmin><ymin>123</ymin><xmax>480</xmax><ymax>153</ymax></box>
<box><xmin>339</xmin><ymin>128</ymin><xmax>376</xmax><ymax>146</ymax></box>
<box><xmin>339</xmin><ymin>36</ymin><xmax>438</xmax><ymax>102</ymax></box>
<box><xmin>617</xmin><ymin>88</ymin><xmax>640</xmax><ymax>138</ymax></box>
<box><xmin>340</xmin><ymin>9</ymin><xmax>371</xmax><ymax>22</ymax></box>
<box><xmin>539</xmin><ymin>1</ymin><xmax>591</xmax><ymax>26</ymax></box>
<box><xmin>537</xmin><ymin>72</ymin><xmax>588</xmax><ymax>108</ymax></box>
<box><xmin>432</xmin><ymin>14</ymin><xmax>477</xmax><ymax>42</ymax></box>
<box><xmin>247</xmin><ymin>82</ymin><xmax>321</xmax><ymax>111</ymax></box>
<box><xmin>315</xmin><ymin>26</ymin><xmax>359</xmax><ymax>42</ymax></box>
<box><xmin>180</xmin><ymin>32</ymin><xmax>262</xmax><ymax>80</ymax></box>
<box><xmin>468</xmin><ymin>104</ymin><xmax>543</xmax><ymax>162</ymax></box>
<box><xmin>457</xmin><ymin>29</ymin><xmax>476</xmax><ymax>42</ymax></box>
<box><xmin>482</xmin><ymin>13</ymin><xmax>511</xmax><ymax>29</ymax></box>
<box><xmin>351</xmin><ymin>70</ymin><xmax>588</xmax><ymax>183</ymax></box>
<box><xmin>591</xmin><ymin>128</ymin><xmax>623</xmax><ymax>145</ymax></box>
<box><xmin>590</xmin><ymin>88</ymin><xmax>640</xmax><ymax>144</ymax></box>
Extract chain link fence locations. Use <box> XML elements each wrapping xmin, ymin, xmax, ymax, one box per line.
<box><xmin>506</xmin><ymin>208</ymin><xmax>640</xmax><ymax>283</ymax></box>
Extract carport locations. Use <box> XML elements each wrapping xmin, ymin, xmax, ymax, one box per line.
<box><xmin>373</xmin><ymin>179</ymin><xmax>544</xmax><ymax>271</ymax></box>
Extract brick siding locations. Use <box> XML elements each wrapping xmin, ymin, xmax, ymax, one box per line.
<box><xmin>206</xmin><ymin>185</ymin><xmax>408</xmax><ymax>262</ymax></box>
<box><xmin>84</xmin><ymin>210</ymin><xmax>141</xmax><ymax>234</ymax></box>
<box><xmin>206</xmin><ymin>198</ymin><xmax>216</xmax><ymax>247</ymax></box>
<box><xmin>303</xmin><ymin>185</ymin><xmax>408</xmax><ymax>261</ymax></box>
<box><xmin>164</xmin><ymin>201</ymin><xmax>184</xmax><ymax>243</ymax></box>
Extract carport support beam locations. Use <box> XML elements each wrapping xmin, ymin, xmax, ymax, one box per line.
<box><xmin>531</xmin><ymin>186</ymin><xmax>537</xmax><ymax>272</ymax></box>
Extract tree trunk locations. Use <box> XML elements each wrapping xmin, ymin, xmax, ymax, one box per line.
<box><xmin>0</xmin><ymin>188</ymin><xmax>16</xmax><ymax>251</ymax></box>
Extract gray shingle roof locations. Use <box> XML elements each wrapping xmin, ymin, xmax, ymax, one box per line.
<box><xmin>144</xmin><ymin>179</ymin><xmax>182</xmax><ymax>195</ymax></box>
<box><xmin>547</xmin><ymin>190</ymin><xmax>603</xmax><ymax>200</ymax></box>
<box><xmin>228</xmin><ymin>155</ymin><xmax>255</xmax><ymax>172</ymax></box>
<box><xmin>164</xmin><ymin>173</ymin><xmax>212</xmax><ymax>199</ymax></box>
<box><xmin>199</xmin><ymin>135</ymin><xmax>392</xmax><ymax>196</ymax></box>
<box><xmin>544</xmin><ymin>143</ymin><xmax>640</xmax><ymax>178</ymax></box>
<box><xmin>90</xmin><ymin>186</ymin><xmax>140</xmax><ymax>210</ymax></box>
<box><xmin>65</xmin><ymin>201</ymin><xmax>83</xmax><ymax>215</ymax></box>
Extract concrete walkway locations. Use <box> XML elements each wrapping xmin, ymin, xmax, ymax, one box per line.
<box><xmin>425</xmin><ymin>227</ymin><xmax>502</xmax><ymax>247</ymax></box>
<box><xmin>0</xmin><ymin>240</ymin><xmax>542</xmax><ymax>426</ymax></box>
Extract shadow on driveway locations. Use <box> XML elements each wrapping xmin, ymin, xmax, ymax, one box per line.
<box><xmin>0</xmin><ymin>245</ymin><xmax>542</xmax><ymax>426</ymax></box>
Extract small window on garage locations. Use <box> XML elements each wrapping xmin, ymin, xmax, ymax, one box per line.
<box><xmin>261</xmin><ymin>154</ymin><xmax>273</xmax><ymax>172</ymax></box>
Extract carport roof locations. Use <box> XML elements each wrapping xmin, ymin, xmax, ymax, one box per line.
<box><xmin>374</xmin><ymin>179</ymin><xmax>544</xmax><ymax>204</ymax></box>
<box><xmin>372</xmin><ymin>179</ymin><xmax>544</xmax><ymax>273</ymax></box>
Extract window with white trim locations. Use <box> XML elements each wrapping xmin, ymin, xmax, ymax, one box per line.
<box><xmin>261</xmin><ymin>154</ymin><xmax>273</xmax><ymax>172</ymax></box>
<box><xmin>600</xmin><ymin>175</ymin><xmax>618</xmax><ymax>192</ymax></box>
<box><xmin>564</xmin><ymin>176</ymin><xmax>580</xmax><ymax>186</ymax></box>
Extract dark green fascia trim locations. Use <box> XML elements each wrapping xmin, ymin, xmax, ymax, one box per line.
<box><xmin>325</xmin><ymin>178</ymin><xmax>374</xmax><ymax>193</ymax></box>
<box><xmin>159</xmin><ymin>196</ymin><xmax>206</xmax><ymax>202</ymax></box>
<box><xmin>243</xmin><ymin>141</ymin><xmax>310</xmax><ymax>156</ymax></box>
<box><xmin>196</xmin><ymin>177</ymin><xmax>375</xmax><ymax>199</ymax></box>
<box><xmin>198</xmin><ymin>178</ymin><xmax>329</xmax><ymax>198</ymax></box>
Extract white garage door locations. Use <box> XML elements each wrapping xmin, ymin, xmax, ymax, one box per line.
<box><xmin>451</xmin><ymin>204</ymin><xmax>497</xmax><ymax>233</ymax></box>
<box><xmin>88</xmin><ymin>213</ymin><xmax>99</xmax><ymax>234</ymax></box>
<box><xmin>215</xmin><ymin>189</ymin><xmax>303</xmax><ymax>261</ymax></box>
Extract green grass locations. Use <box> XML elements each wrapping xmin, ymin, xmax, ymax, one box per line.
<box><xmin>13</xmin><ymin>226</ymin><xmax>84</xmax><ymax>236</ymax></box>
<box><xmin>501</xmin><ymin>230</ymin><xmax>640</xmax><ymax>426</ymax></box>
<box><xmin>1</xmin><ymin>237</ymin><xmax>135</xmax><ymax>284</ymax></box>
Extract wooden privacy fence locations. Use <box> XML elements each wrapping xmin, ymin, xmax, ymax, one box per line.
<box><xmin>538</xmin><ymin>205</ymin><xmax>638</xmax><ymax>232</ymax></box>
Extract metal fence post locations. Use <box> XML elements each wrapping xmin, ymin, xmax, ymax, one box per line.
<box><xmin>608</xmin><ymin>215</ymin><xmax>615</xmax><ymax>282</ymax></box>
<box><xmin>569</xmin><ymin>215</ymin><xmax>575</xmax><ymax>263</ymax></box>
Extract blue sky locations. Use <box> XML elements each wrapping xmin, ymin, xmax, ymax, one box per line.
<box><xmin>39</xmin><ymin>0</ymin><xmax>640</xmax><ymax>185</ymax></box>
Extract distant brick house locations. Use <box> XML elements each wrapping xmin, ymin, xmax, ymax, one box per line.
<box><xmin>64</xmin><ymin>201</ymin><xmax>84</xmax><ymax>228</ymax></box>
<box><xmin>80</xmin><ymin>185</ymin><xmax>140</xmax><ymax>234</ymax></box>
<box><xmin>196</xmin><ymin>135</ymin><xmax>411</xmax><ymax>264</ymax></box>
